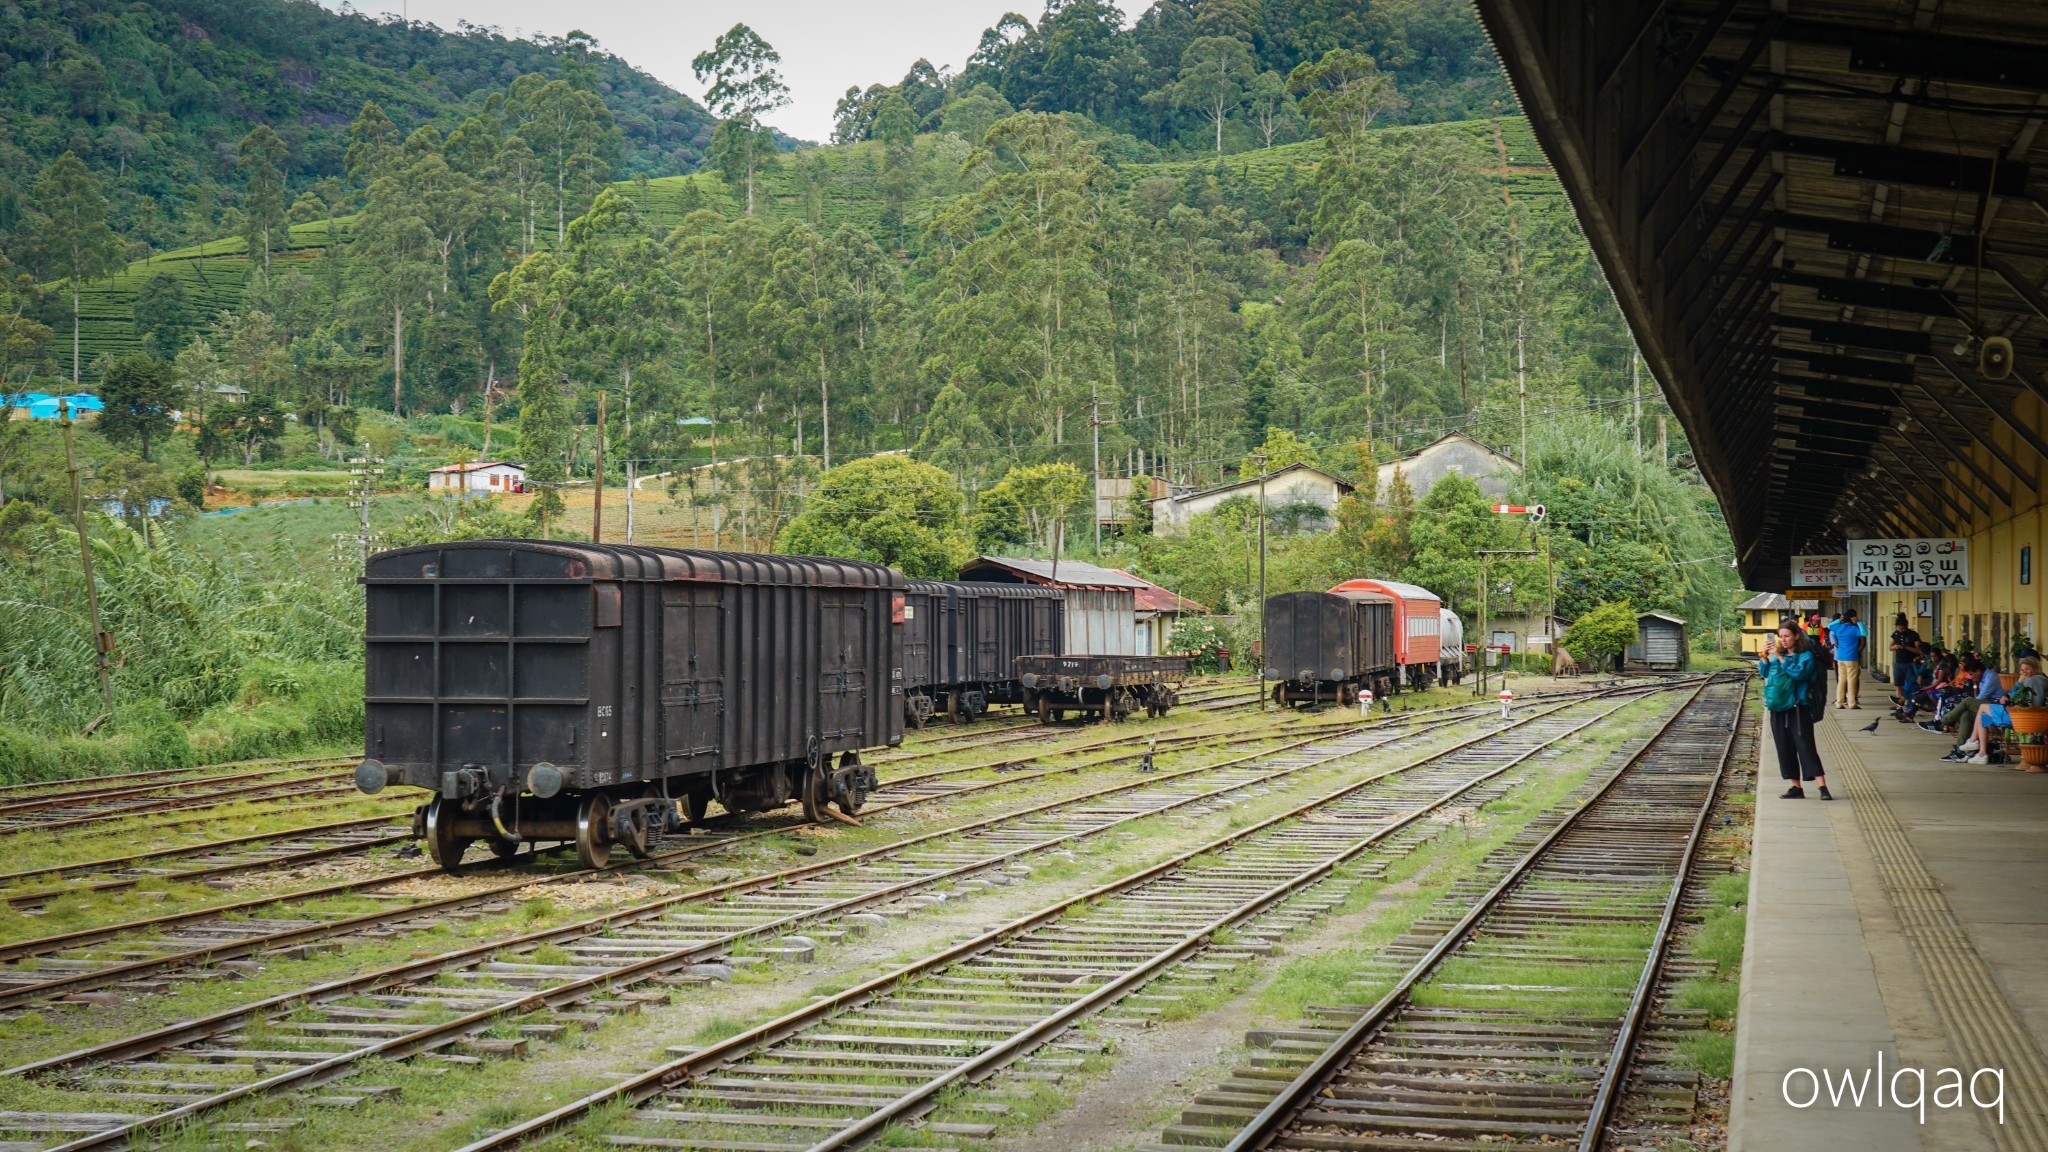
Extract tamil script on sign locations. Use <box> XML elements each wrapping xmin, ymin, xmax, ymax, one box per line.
<box><xmin>1847</xmin><ymin>538</ymin><xmax>1969</xmax><ymax>591</ymax></box>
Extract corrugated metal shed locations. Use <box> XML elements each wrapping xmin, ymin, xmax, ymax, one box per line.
<box><xmin>959</xmin><ymin>557</ymin><xmax>1140</xmax><ymax>655</ymax></box>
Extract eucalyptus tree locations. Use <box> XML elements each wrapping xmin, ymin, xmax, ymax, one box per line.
<box><xmin>352</xmin><ymin>129</ymin><xmax>442</xmax><ymax>414</ymax></box>
<box><xmin>1174</xmin><ymin>36</ymin><xmax>1256</xmax><ymax>152</ymax></box>
<box><xmin>490</xmin><ymin>249</ymin><xmax>574</xmax><ymax>535</ymax></box>
<box><xmin>506</xmin><ymin>74</ymin><xmax>617</xmax><ymax>243</ymax></box>
<box><xmin>692</xmin><ymin>24</ymin><xmax>791</xmax><ymax>215</ymax></box>
<box><xmin>237</xmin><ymin>124</ymin><xmax>290</xmax><ymax>284</ymax></box>
<box><xmin>563</xmin><ymin>189</ymin><xmax>677</xmax><ymax>518</ymax></box>
<box><xmin>25</xmin><ymin>152</ymin><xmax>124</xmax><ymax>387</ymax></box>
<box><xmin>924</xmin><ymin>113</ymin><xmax>1115</xmax><ymax>453</ymax></box>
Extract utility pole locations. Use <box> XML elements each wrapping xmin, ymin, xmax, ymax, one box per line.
<box><xmin>1542</xmin><ymin>522</ymin><xmax>1556</xmax><ymax>676</ymax></box>
<box><xmin>1632</xmin><ymin>352</ymin><xmax>1643</xmax><ymax>533</ymax></box>
<box><xmin>1255</xmin><ymin>453</ymin><xmax>1270</xmax><ymax>712</ymax></box>
<box><xmin>344</xmin><ymin>441</ymin><xmax>382</xmax><ymax>569</ymax></box>
<box><xmin>1091</xmin><ymin>394</ymin><xmax>1102</xmax><ymax>559</ymax></box>
<box><xmin>1476</xmin><ymin>555</ymin><xmax>1488</xmax><ymax>699</ymax></box>
<box><xmin>59</xmin><ymin>400</ymin><xmax>113</xmax><ymax>715</ymax></box>
<box><xmin>1656</xmin><ymin>412</ymin><xmax>1668</xmax><ymax>465</ymax></box>
<box><xmin>591</xmin><ymin>391</ymin><xmax>606</xmax><ymax>544</ymax></box>
<box><xmin>1631</xmin><ymin>352</ymin><xmax>1642</xmax><ymax>458</ymax></box>
<box><xmin>623</xmin><ymin>382</ymin><xmax>635</xmax><ymax>545</ymax></box>
<box><xmin>1474</xmin><ymin>548</ymin><xmax>1537</xmax><ymax>698</ymax></box>
<box><xmin>1516</xmin><ymin>319</ymin><xmax>1528</xmax><ymax>467</ymax></box>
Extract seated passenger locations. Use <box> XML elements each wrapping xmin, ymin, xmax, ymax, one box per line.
<box><xmin>1946</xmin><ymin>655</ymin><xmax>2048</xmax><ymax>765</ymax></box>
<box><xmin>1923</xmin><ymin>654</ymin><xmax>1998</xmax><ymax>740</ymax></box>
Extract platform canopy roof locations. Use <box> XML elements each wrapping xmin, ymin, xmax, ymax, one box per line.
<box><xmin>1473</xmin><ymin>0</ymin><xmax>2048</xmax><ymax>588</ymax></box>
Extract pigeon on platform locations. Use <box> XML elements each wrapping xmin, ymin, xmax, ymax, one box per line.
<box><xmin>1859</xmin><ymin>718</ymin><xmax>1881</xmax><ymax>732</ymax></box>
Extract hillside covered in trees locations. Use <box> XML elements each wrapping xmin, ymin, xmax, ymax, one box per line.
<box><xmin>0</xmin><ymin>0</ymin><xmax>717</xmax><ymax>257</ymax></box>
<box><xmin>0</xmin><ymin>1</ymin><xmax>1741</xmax><ymax>752</ymax></box>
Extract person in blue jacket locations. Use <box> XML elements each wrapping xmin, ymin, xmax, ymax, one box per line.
<box><xmin>1761</xmin><ymin>622</ymin><xmax>1831</xmax><ymax>799</ymax></box>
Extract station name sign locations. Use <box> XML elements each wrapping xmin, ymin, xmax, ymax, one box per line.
<box><xmin>1847</xmin><ymin>538</ymin><xmax>1970</xmax><ymax>591</ymax></box>
<box><xmin>1788</xmin><ymin>554</ymin><xmax>1847</xmax><ymax>588</ymax></box>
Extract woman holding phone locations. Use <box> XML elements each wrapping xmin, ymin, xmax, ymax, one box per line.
<box><xmin>1761</xmin><ymin>622</ymin><xmax>1830</xmax><ymax>798</ymax></box>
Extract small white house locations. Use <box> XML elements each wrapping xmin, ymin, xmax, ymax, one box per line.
<box><xmin>428</xmin><ymin>461</ymin><xmax>526</xmax><ymax>494</ymax></box>
<box><xmin>1150</xmin><ymin>462</ymin><xmax>1355</xmax><ymax>536</ymax></box>
<box><xmin>1376</xmin><ymin>433</ymin><xmax>1521</xmax><ymax>502</ymax></box>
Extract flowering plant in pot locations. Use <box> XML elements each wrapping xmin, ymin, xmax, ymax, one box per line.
<box><xmin>2004</xmin><ymin>683</ymin><xmax>2048</xmax><ymax>770</ymax></box>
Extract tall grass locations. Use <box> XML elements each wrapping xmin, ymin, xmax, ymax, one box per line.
<box><xmin>0</xmin><ymin>514</ymin><xmax>363</xmax><ymax>781</ymax></box>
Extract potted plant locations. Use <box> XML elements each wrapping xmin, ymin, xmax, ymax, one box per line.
<box><xmin>2005</xmin><ymin>681</ymin><xmax>2048</xmax><ymax>771</ymax></box>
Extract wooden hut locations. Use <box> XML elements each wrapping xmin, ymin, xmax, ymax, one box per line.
<box><xmin>1629</xmin><ymin>612</ymin><xmax>1690</xmax><ymax>671</ymax></box>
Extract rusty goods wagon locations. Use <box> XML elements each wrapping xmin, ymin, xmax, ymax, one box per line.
<box><xmin>1328</xmin><ymin>578</ymin><xmax>1446</xmax><ymax>689</ymax></box>
<box><xmin>901</xmin><ymin>581</ymin><xmax>1064</xmax><ymax>725</ymax></box>
<box><xmin>1261</xmin><ymin>589</ymin><xmax>1398</xmax><ymax>707</ymax></box>
<box><xmin>353</xmin><ymin>541</ymin><xmax>904</xmax><ymax>871</ymax></box>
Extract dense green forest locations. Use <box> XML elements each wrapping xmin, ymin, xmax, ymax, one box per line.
<box><xmin>837</xmin><ymin>0</ymin><xmax>1513</xmax><ymax>148</ymax></box>
<box><xmin>0</xmin><ymin>0</ymin><xmax>1739</xmax><ymax>768</ymax></box>
<box><xmin>0</xmin><ymin>0</ymin><xmax>718</xmax><ymax>256</ymax></box>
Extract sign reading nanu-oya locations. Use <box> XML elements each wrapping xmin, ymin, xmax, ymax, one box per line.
<box><xmin>1848</xmin><ymin>538</ymin><xmax>1969</xmax><ymax>591</ymax></box>
<box><xmin>1789</xmin><ymin>554</ymin><xmax>1847</xmax><ymax>588</ymax></box>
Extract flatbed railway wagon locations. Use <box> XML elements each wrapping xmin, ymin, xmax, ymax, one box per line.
<box><xmin>1016</xmin><ymin>654</ymin><xmax>1191</xmax><ymax>723</ymax></box>
<box><xmin>353</xmin><ymin>541</ymin><xmax>904</xmax><ymax>871</ymax></box>
<box><xmin>902</xmin><ymin>581</ymin><xmax>1064</xmax><ymax>726</ymax></box>
<box><xmin>1261</xmin><ymin>588</ymin><xmax>1398</xmax><ymax>707</ymax></box>
<box><xmin>1329</xmin><ymin>578</ymin><xmax>1446</xmax><ymax>690</ymax></box>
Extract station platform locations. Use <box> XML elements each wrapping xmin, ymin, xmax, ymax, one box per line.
<box><xmin>1732</xmin><ymin>678</ymin><xmax>2048</xmax><ymax>1151</ymax></box>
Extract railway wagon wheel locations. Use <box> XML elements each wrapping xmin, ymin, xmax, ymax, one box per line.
<box><xmin>836</xmin><ymin>752</ymin><xmax>868</xmax><ymax>817</ymax></box>
<box><xmin>574</xmin><ymin>792</ymin><xmax>614</xmax><ymax>869</ymax></box>
<box><xmin>1036</xmin><ymin>697</ymin><xmax>1051</xmax><ymax>725</ymax></box>
<box><xmin>801</xmin><ymin>764</ymin><xmax>831</xmax><ymax>824</ymax></box>
<box><xmin>423</xmin><ymin>796</ymin><xmax>473</xmax><ymax>874</ymax></box>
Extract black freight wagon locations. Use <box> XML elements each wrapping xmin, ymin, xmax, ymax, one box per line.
<box><xmin>1262</xmin><ymin>589</ymin><xmax>1398</xmax><ymax>707</ymax></box>
<box><xmin>1015</xmin><ymin>654</ymin><xmax>1190</xmax><ymax>723</ymax></box>
<box><xmin>901</xmin><ymin>581</ymin><xmax>1064</xmax><ymax>725</ymax></box>
<box><xmin>353</xmin><ymin>541</ymin><xmax>904</xmax><ymax>871</ymax></box>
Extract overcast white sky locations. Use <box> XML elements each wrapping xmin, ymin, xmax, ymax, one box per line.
<box><xmin>327</xmin><ymin>1</ymin><xmax>1151</xmax><ymax>143</ymax></box>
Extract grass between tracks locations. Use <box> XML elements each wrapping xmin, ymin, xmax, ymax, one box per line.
<box><xmin>0</xmin><ymin>701</ymin><xmax>1492</xmax><ymax>1148</ymax></box>
<box><xmin>0</xmin><ymin>704</ymin><xmax>1351</xmax><ymax>948</ymax></box>
<box><xmin>881</xmin><ymin>695</ymin><xmax>1683</xmax><ymax>1149</ymax></box>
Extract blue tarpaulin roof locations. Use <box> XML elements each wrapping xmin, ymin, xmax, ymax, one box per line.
<box><xmin>10</xmin><ymin>392</ymin><xmax>102</xmax><ymax>418</ymax></box>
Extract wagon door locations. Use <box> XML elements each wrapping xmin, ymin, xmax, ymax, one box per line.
<box><xmin>975</xmin><ymin>598</ymin><xmax>1001</xmax><ymax>680</ymax></box>
<box><xmin>820</xmin><ymin>591</ymin><xmax>869</xmax><ymax>740</ymax></box>
<box><xmin>661</xmin><ymin>585</ymin><xmax>724</xmax><ymax>763</ymax></box>
<box><xmin>1027</xmin><ymin>598</ymin><xmax>1058</xmax><ymax>655</ymax></box>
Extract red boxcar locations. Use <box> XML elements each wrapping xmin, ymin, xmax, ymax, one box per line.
<box><xmin>1328</xmin><ymin>579</ymin><xmax>1444</xmax><ymax>689</ymax></box>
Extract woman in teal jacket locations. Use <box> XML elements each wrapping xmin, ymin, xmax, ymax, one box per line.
<box><xmin>1761</xmin><ymin>622</ymin><xmax>1830</xmax><ymax>799</ymax></box>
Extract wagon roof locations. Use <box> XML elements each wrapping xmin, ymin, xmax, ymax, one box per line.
<box><xmin>1329</xmin><ymin>578</ymin><xmax>1443</xmax><ymax>605</ymax></box>
<box><xmin>366</xmin><ymin>540</ymin><xmax>903</xmax><ymax>587</ymax></box>
<box><xmin>906</xmin><ymin>579</ymin><xmax>1067</xmax><ymax>599</ymax></box>
<box><xmin>960</xmin><ymin>556</ymin><xmax>1150</xmax><ymax>590</ymax></box>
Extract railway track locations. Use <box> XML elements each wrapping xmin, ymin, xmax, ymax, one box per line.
<box><xmin>0</xmin><ymin>680</ymin><xmax>1652</xmax><ymax>918</ymax></box>
<box><xmin>0</xmin><ymin>686</ymin><xmax>1684</xmax><ymax>1151</ymax></box>
<box><xmin>874</xmin><ymin>685</ymin><xmax>1262</xmax><ymax>765</ymax></box>
<box><xmin>0</xmin><ymin>687</ymin><xmax>1250</xmax><ymax>844</ymax></box>
<box><xmin>0</xmin><ymin>772</ymin><xmax>382</xmax><ymax>839</ymax></box>
<box><xmin>437</xmin><ymin>682</ymin><xmax>1692</xmax><ymax>1152</ymax></box>
<box><xmin>1165</xmin><ymin>672</ymin><xmax>1748</xmax><ymax>1152</ymax></box>
<box><xmin>0</xmin><ymin>694</ymin><xmax>1330</xmax><ymax>925</ymax></box>
<box><xmin>0</xmin><ymin>699</ymin><xmax>1422</xmax><ymax>1010</ymax></box>
<box><xmin>0</xmin><ymin>755</ymin><xmax>350</xmax><ymax>802</ymax></box>
<box><xmin>0</xmin><ymin>682</ymin><xmax>1643</xmax><ymax>927</ymax></box>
